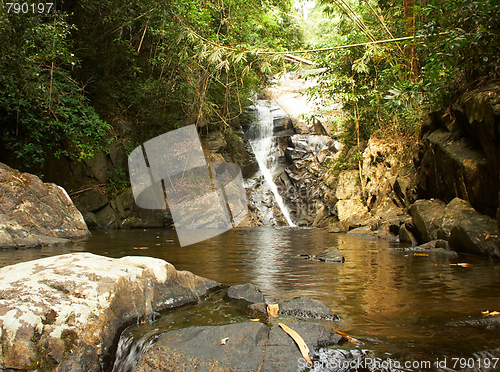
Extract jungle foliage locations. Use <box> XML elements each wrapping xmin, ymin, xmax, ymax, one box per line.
<box><xmin>0</xmin><ymin>0</ymin><xmax>301</xmax><ymax>171</ymax></box>
<box><xmin>301</xmin><ymin>0</ymin><xmax>500</xmax><ymax>161</ymax></box>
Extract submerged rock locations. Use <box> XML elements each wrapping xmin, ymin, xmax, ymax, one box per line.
<box><xmin>0</xmin><ymin>253</ymin><xmax>221</xmax><ymax>371</ymax></box>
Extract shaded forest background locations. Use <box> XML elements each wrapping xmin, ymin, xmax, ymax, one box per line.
<box><xmin>0</xmin><ymin>0</ymin><xmax>499</xmax><ymax>188</ymax></box>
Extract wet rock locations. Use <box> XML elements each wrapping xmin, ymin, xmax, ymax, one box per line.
<box><xmin>449</xmin><ymin>221</ymin><xmax>500</xmax><ymax>258</ymax></box>
<box><xmin>0</xmin><ymin>253</ymin><xmax>221</xmax><ymax>370</ymax></box>
<box><xmin>248</xmin><ymin>303</ymin><xmax>268</xmax><ymax>319</ymax></box>
<box><xmin>0</xmin><ymin>162</ymin><xmax>89</xmax><ymax>249</ymax></box>
<box><xmin>301</xmin><ymin>249</ymin><xmax>345</xmax><ymax>263</ymax></box>
<box><xmin>136</xmin><ymin>322</ymin><xmax>268</xmax><ymax>372</ymax></box>
<box><xmin>279</xmin><ymin>296</ymin><xmax>340</xmax><ymax>321</ymax></box>
<box><xmin>261</xmin><ymin>323</ymin><xmax>343</xmax><ymax>372</ymax></box>
<box><xmin>410</xmin><ymin>199</ymin><xmax>446</xmax><ymax>242</ymax></box>
<box><xmin>413</xmin><ymin>240</ymin><xmax>458</xmax><ymax>257</ymax></box>
<box><xmin>456</xmin><ymin>314</ymin><xmax>500</xmax><ymax>330</ymax></box>
<box><xmin>314</xmin><ymin>250</ymin><xmax>345</xmax><ymax>263</ymax></box>
<box><xmin>442</xmin><ymin>199</ymin><xmax>500</xmax><ymax>258</ymax></box>
<box><xmin>226</xmin><ymin>283</ymin><xmax>265</xmax><ymax>304</ymax></box>
<box><xmin>135</xmin><ymin>321</ymin><xmax>344</xmax><ymax>372</ymax></box>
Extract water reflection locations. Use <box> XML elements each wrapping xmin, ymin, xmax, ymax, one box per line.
<box><xmin>2</xmin><ymin>227</ymin><xmax>500</xmax><ymax>363</ymax></box>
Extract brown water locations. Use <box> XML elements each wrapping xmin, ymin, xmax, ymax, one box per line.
<box><xmin>2</xmin><ymin>227</ymin><xmax>500</xmax><ymax>369</ymax></box>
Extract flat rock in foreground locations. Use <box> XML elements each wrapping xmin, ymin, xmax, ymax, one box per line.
<box><xmin>136</xmin><ymin>321</ymin><xmax>344</xmax><ymax>372</ymax></box>
<box><xmin>0</xmin><ymin>253</ymin><xmax>221</xmax><ymax>371</ymax></box>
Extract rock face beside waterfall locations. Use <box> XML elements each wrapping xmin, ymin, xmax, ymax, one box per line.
<box><xmin>0</xmin><ymin>162</ymin><xmax>89</xmax><ymax>248</ymax></box>
<box><xmin>0</xmin><ymin>253</ymin><xmax>221</xmax><ymax>371</ymax></box>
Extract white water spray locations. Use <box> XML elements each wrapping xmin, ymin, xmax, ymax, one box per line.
<box><xmin>250</xmin><ymin>102</ymin><xmax>296</xmax><ymax>227</ymax></box>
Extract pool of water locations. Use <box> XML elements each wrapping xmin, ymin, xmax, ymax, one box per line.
<box><xmin>2</xmin><ymin>227</ymin><xmax>500</xmax><ymax>369</ymax></box>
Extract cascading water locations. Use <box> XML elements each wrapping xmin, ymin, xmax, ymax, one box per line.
<box><xmin>248</xmin><ymin>101</ymin><xmax>295</xmax><ymax>227</ymax></box>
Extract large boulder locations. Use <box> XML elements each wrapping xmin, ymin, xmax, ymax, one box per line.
<box><xmin>410</xmin><ymin>199</ymin><xmax>446</xmax><ymax>242</ymax></box>
<box><xmin>0</xmin><ymin>162</ymin><xmax>89</xmax><ymax>248</ymax></box>
<box><xmin>415</xmin><ymin>84</ymin><xmax>500</xmax><ymax>217</ymax></box>
<box><xmin>409</xmin><ymin>198</ymin><xmax>500</xmax><ymax>258</ymax></box>
<box><xmin>0</xmin><ymin>253</ymin><xmax>221</xmax><ymax>371</ymax></box>
<box><xmin>446</xmin><ymin>200</ymin><xmax>500</xmax><ymax>258</ymax></box>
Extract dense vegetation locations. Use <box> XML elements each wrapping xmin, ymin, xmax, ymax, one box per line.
<box><xmin>301</xmin><ymin>0</ymin><xmax>500</xmax><ymax>162</ymax></box>
<box><xmin>0</xmin><ymin>0</ymin><xmax>300</xmax><ymax>171</ymax></box>
<box><xmin>1</xmin><ymin>0</ymin><xmax>499</xmax><ymax>178</ymax></box>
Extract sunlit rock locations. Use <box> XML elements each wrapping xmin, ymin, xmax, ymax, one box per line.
<box><xmin>0</xmin><ymin>253</ymin><xmax>221</xmax><ymax>370</ymax></box>
<box><xmin>0</xmin><ymin>162</ymin><xmax>89</xmax><ymax>249</ymax></box>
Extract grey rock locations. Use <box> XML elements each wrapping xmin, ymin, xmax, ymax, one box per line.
<box><xmin>261</xmin><ymin>323</ymin><xmax>343</xmax><ymax>372</ymax></box>
<box><xmin>136</xmin><ymin>322</ymin><xmax>269</xmax><ymax>372</ymax></box>
<box><xmin>399</xmin><ymin>225</ymin><xmax>419</xmax><ymax>245</ymax></box>
<box><xmin>135</xmin><ymin>321</ymin><xmax>344</xmax><ymax>372</ymax></box>
<box><xmin>279</xmin><ymin>296</ymin><xmax>340</xmax><ymax>321</ymax></box>
<box><xmin>410</xmin><ymin>199</ymin><xmax>446</xmax><ymax>242</ymax></box>
<box><xmin>226</xmin><ymin>283</ymin><xmax>265</xmax><ymax>304</ymax></box>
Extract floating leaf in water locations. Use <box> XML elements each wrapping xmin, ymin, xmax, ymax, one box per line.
<box><xmin>267</xmin><ymin>304</ymin><xmax>279</xmax><ymax>318</ymax></box>
<box><xmin>414</xmin><ymin>253</ymin><xmax>429</xmax><ymax>257</ymax></box>
<box><xmin>450</xmin><ymin>263</ymin><xmax>472</xmax><ymax>267</ymax></box>
<box><xmin>278</xmin><ymin>323</ymin><xmax>312</xmax><ymax>366</ymax></box>
<box><xmin>482</xmin><ymin>310</ymin><xmax>500</xmax><ymax>316</ymax></box>
<box><xmin>325</xmin><ymin>326</ymin><xmax>358</xmax><ymax>345</ymax></box>
<box><xmin>220</xmin><ymin>337</ymin><xmax>228</xmax><ymax>345</ymax></box>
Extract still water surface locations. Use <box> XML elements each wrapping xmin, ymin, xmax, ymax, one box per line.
<box><xmin>2</xmin><ymin>227</ymin><xmax>500</xmax><ymax>367</ymax></box>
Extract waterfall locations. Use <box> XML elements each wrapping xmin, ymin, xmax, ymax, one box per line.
<box><xmin>249</xmin><ymin>101</ymin><xmax>296</xmax><ymax>227</ymax></box>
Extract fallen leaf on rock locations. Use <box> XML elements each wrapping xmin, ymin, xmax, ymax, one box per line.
<box><xmin>220</xmin><ymin>337</ymin><xmax>228</xmax><ymax>345</ymax></box>
<box><xmin>267</xmin><ymin>304</ymin><xmax>279</xmax><ymax>318</ymax></box>
<box><xmin>250</xmin><ymin>319</ymin><xmax>261</xmax><ymax>322</ymax></box>
<box><xmin>414</xmin><ymin>253</ymin><xmax>429</xmax><ymax>257</ymax></box>
<box><xmin>279</xmin><ymin>323</ymin><xmax>312</xmax><ymax>366</ymax></box>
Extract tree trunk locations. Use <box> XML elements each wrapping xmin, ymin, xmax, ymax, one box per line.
<box><xmin>404</xmin><ymin>0</ymin><xmax>419</xmax><ymax>81</ymax></box>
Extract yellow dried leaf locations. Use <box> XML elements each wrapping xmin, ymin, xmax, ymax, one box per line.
<box><xmin>414</xmin><ymin>253</ymin><xmax>429</xmax><ymax>257</ymax></box>
<box><xmin>250</xmin><ymin>318</ymin><xmax>261</xmax><ymax>322</ymax></box>
<box><xmin>267</xmin><ymin>304</ymin><xmax>279</xmax><ymax>318</ymax></box>
<box><xmin>482</xmin><ymin>310</ymin><xmax>490</xmax><ymax>315</ymax></box>
<box><xmin>220</xmin><ymin>337</ymin><xmax>228</xmax><ymax>345</ymax></box>
<box><xmin>489</xmin><ymin>311</ymin><xmax>500</xmax><ymax>316</ymax></box>
<box><xmin>325</xmin><ymin>326</ymin><xmax>358</xmax><ymax>345</ymax></box>
<box><xmin>278</xmin><ymin>323</ymin><xmax>312</xmax><ymax>366</ymax></box>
